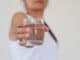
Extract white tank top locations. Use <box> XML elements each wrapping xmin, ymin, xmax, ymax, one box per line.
<box><xmin>9</xmin><ymin>14</ymin><xmax>57</xmax><ymax>60</ymax></box>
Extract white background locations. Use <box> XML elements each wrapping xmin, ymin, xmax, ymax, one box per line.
<box><xmin>0</xmin><ymin>0</ymin><xmax>80</xmax><ymax>60</ymax></box>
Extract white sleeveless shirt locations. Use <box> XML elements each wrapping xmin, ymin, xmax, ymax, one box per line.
<box><xmin>9</xmin><ymin>15</ymin><xmax>57</xmax><ymax>60</ymax></box>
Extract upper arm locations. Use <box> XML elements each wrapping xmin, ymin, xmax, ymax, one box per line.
<box><xmin>9</xmin><ymin>12</ymin><xmax>26</xmax><ymax>40</ymax></box>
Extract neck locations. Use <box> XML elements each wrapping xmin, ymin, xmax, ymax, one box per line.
<box><xmin>27</xmin><ymin>9</ymin><xmax>44</xmax><ymax>20</ymax></box>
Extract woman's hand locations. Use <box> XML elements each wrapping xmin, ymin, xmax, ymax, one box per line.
<box><xmin>17</xmin><ymin>26</ymin><xmax>48</xmax><ymax>46</ymax></box>
<box><xmin>16</xmin><ymin>27</ymin><xmax>32</xmax><ymax>45</ymax></box>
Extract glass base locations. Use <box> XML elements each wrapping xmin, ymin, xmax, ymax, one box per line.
<box><xmin>31</xmin><ymin>40</ymin><xmax>43</xmax><ymax>45</ymax></box>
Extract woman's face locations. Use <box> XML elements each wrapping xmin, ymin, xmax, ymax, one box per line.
<box><xmin>23</xmin><ymin>0</ymin><xmax>48</xmax><ymax>10</ymax></box>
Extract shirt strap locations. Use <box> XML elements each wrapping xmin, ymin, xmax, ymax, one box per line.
<box><xmin>44</xmin><ymin>21</ymin><xmax>58</xmax><ymax>43</ymax></box>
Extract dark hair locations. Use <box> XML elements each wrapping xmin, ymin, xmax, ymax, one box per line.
<box><xmin>44</xmin><ymin>21</ymin><xmax>58</xmax><ymax>43</ymax></box>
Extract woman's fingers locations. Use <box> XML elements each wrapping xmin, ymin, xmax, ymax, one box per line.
<box><xmin>17</xmin><ymin>33</ymin><xmax>31</xmax><ymax>39</ymax></box>
<box><xmin>43</xmin><ymin>26</ymin><xmax>49</xmax><ymax>32</ymax></box>
<box><xmin>19</xmin><ymin>39</ymin><xmax>27</xmax><ymax>46</ymax></box>
<box><xmin>17</xmin><ymin>33</ymin><xmax>24</xmax><ymax>39</ymax></box>
<box><xmin>25</xmin><ymin>27</ymin><xmax>32</xmax><ymax>32</ymax></box>
<box><xmin>24</xmin><ymin>33</ymin><xmax>31</xmax><ymax>38</ymax></box>
<box><xmin>16</xmin><ymin>26</ymin><xmax>48</xmax><ymax>39</ymax></box>
<box><xmin>16</xmin><ymin>27</ymin><xmax>32</xmax><ymax>33</ymax></box>
<box><xmin>34</xmin><ymin>25</ymin><xmax>49</xmax><ymax>32</ymax></box>
<box><xmin>16</xmin><ymin>28</ymin><xmax>24</xmax><ymax>33</ymax></box>
<box><xmin>16</xmin><ymin>25</ymin><xmax>48</xmax><ymax>47</ymax></box>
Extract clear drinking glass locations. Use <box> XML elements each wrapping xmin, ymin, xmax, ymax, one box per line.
<box><xmin>30</xmin><ymin>24</ymin><xmax>45</xmax><ymax>45</ymax></box>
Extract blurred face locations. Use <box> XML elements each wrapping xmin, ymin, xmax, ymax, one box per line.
<box><xmin>23</xmin><ymin>0</ymin><xmax>48</xmax><ymax>10</ymax></box>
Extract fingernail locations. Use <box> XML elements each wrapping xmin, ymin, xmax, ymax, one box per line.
<box><xmin>26</xmin><ymin>28</ymin><xmax>31</xmax><ymax>32</ymax></box>
<box><xmin>44</xmin><ymin>27</ymin><xmax>49</xmax><ymax>32</ymax></box>
<box><xmin>25</xmin><ymin>33</ymin><xmax>30</xmax><ymax>37</ymax></box>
